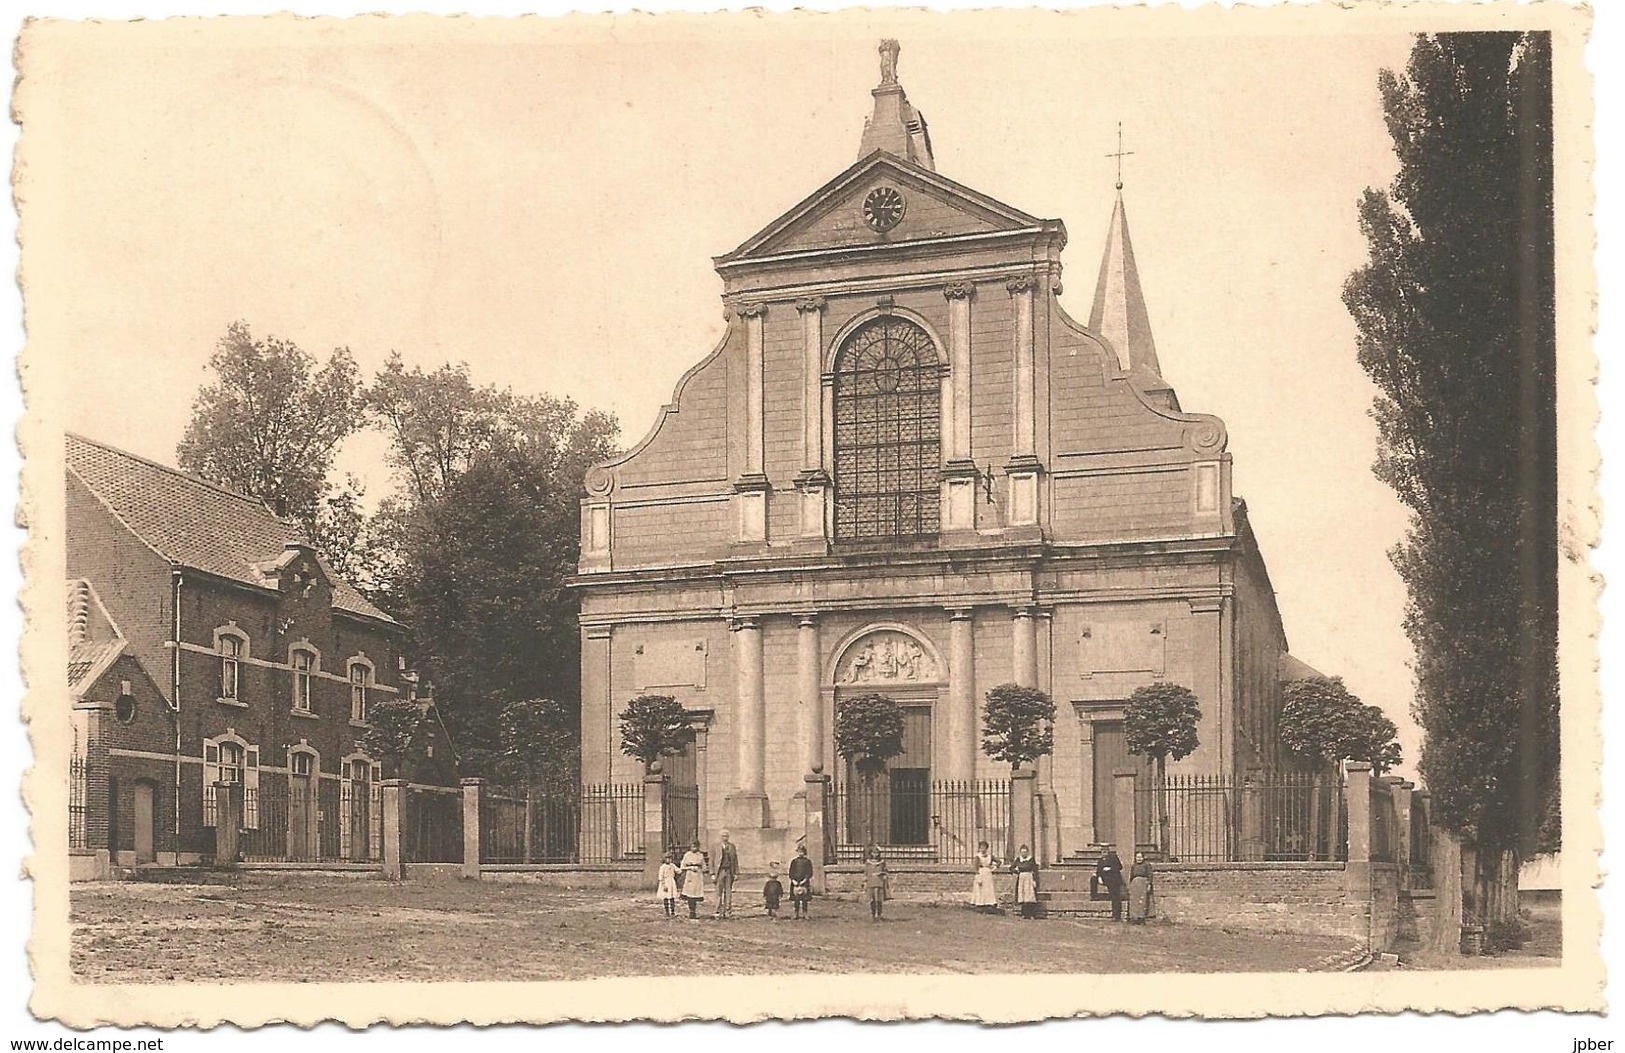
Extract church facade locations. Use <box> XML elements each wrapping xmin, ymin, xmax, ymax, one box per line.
<box><xmin>575</xmin><ymin>42</ymin><xmax>1303</xmax><ymax>866</ymax></box>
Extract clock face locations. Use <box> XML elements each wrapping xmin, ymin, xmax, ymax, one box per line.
<box><xmin>862</xmin><ymin>186</ymin><xmax>906</xmax><ymax>233</ymax></box>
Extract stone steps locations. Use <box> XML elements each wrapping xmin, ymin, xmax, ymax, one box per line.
<box><xmin>1036</xmin><ymin>891</ymin><xmax>1121</xmax><ymax>916</ymax></box>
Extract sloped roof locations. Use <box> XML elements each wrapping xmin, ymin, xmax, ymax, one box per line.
<box><xmin>66</xmin><ymin>433</ymin><xmax>396</xmax><ymax>625</ymax></box>
<box><xmin>67</xmin><ymin>578</ymin><xmax>126</xmax><ymax>699</ymax></box>
<box><xmin>1279</xmin><ymin>653</ymin><xmax>1330</xmax><ymax>683</ymax></box>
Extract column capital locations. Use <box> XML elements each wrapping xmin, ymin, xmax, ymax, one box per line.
<box><xmin>943</xmin><ymin>281</ymin><xmax>976</xmax><ymax>301</ymax></box>
<box><xmin>795</xmin><ymin>611</ymin><xmax>821</xmax><ymax>627</ymax></box>
<box><xmin>734</xmin><ymin>300</ymin><xmax>768</xmax><ymax>319</ymax></box>
<box><xmin>1005</xmin><ymin>274</ymin><xmax>1036</xmax><ymax>295</ymax></box>
<box><xmin>729</xmin><ymin>615</ymin><xmax>762</xmax><ymax>632</ymax></box>
<box><xmin>947</xmin><ymin>605</ymin><xmax>975</xmax><ymax>621</ymax></box>
<box><xmin>794</xmin><ymin>296</ymin><xmax>827</xmax><ymax>314</ymax></box>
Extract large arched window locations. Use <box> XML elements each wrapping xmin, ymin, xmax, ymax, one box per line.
<box><xmin>833</xmin><ymin>316</ymin><xmax>942</xmax><ymax>541</ymax></box>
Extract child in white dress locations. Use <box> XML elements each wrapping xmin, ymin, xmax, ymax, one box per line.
<box><xmin>656</xmin><ymin>849</ymin><xmax>681</xmax><ymax>918</ymax></box>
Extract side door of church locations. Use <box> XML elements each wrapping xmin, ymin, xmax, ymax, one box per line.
<box><xmin>1092</xmin><ymin>721</ymin><xmax>1154</xmax><ymax>848</ymax></box>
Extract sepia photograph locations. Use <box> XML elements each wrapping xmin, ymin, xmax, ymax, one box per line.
<box><xmin>11</xmin><ymin>0</ymin><xmax>1601</xmax><ymax>1029</ymax></box>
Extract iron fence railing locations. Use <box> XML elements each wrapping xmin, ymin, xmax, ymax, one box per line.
<box><xmin>405</xmin><ymin>783</ymin><xmax>463</xmax><ymax>864</ymax></box>
<box><xmin>827</xmin><ymin>778</ymin><xmax>1009</xmax><ymax>864</ymax></box>
<box><xmin>69</xmin><ymin>754</ymin><xmax>87</xmax><ymax>850</ymax></box>
<box><xmin>479</xmin><ymin>783</ymin><xmax>645</xmax><ymax>865</ymax></box>
<box><xmin>1131</xmin><ymin>773</ymin><xmax>1349</xmax><ymax>863</ymax></box>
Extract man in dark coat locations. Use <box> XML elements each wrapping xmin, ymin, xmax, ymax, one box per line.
<box><xmin>713</xmin><ymin>830</ymin><xmax>740</xmax><ymax>919</ymax></box>
<box><xmin>1095</xmin><ymin>844</ymin><xmax>1126</xmax><ymax>922</ymax></box>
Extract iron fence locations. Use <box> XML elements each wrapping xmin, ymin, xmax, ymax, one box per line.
<box><xmin>828</xmin><ymin>778</ymin><xmax>1009</xmax><ymax>864</ymax></box>
<box><xmin>69</xmin><ymin>754</ymin><xmax>87</xmax><ymax>850</ymax></box>
<box><xmin>664</xmin><ymin>782</ymin><xmax>699</xmax><ymax>855</ymax></box>
<box><xmin>1131</xmin><ymin>773</ymin><xmax>1348</xmax><ymax>863</ymax></box>
<box><xmin>405</xmin><ymin>783</ymin><xmax>463</xmax><ymax>863</ymax></box>
<box><xmin>232</xmin><ymin>778</ymin><xmax>382</xmax><ymax>863</ymax></box>
<box><xmin>479</xmin><ymin>783</ymin><xmax>644</xmax><ymax>865</ymax></box>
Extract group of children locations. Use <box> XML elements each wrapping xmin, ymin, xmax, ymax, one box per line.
<box><xmin>656</xmin><ymin>841</ymin><xmax>817</xmax><ymax>920</ymax></box>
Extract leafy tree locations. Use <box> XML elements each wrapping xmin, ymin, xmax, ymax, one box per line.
<box><xmin>834</xmin><ymin>693</ymin><xmax>906</xmax><ymax>776</ymax></box>
<box><xmin>360</xmin><ymin>698</ymin><xmax>425</xmax><ymax>779</ymax></box>
<box><xmin>499</xmin><ymin>697</ymin><xmax>580</xmax><ymax>790</ymax></box>
<box><xmin>1280</xmin><ymin>676</ymin><xmax>1364</xmax><ymax>771</ymax></box>
<box><xmin>980</xmin><ymin>683</ymin><xmax>1056</xmax><ymax>771</ymax></box>
<box><xmin>376</xmin><ymin>363</ymin><xmax>618</xmax><ymax>777</ymax></box>
<box><xmin>177</xmin><ymin>321</ymin><xmax>363</xmax><ymax>544</ymax></box>
<box><xmin>1348</xmin><ymin>704</ymin><xmax>1404</xmax><ymax>777</ymax></box>
<box><xmin>617</xmin><ymin>694</ymin><xmax>696</xmax><ymax>775</ymax></box>
<box><xmin>1124</xmin><ymin>683</ymin><xmax>1201</xmax><ymax>857</ymax></box>
<box><xmin>1344</xmin><ymin>33</ymin><xmax>1557</xmax><ymax>918</ymax></box>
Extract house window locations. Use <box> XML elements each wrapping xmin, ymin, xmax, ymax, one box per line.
<box><xmin>833</xmin><ymin>316</ymin><xmax>942</xmax><ymax>541</ymax></box>
<box><xmin>219</xmin><ymin>634</ymin><xmax>243</xmax><ymax>700</ymax></box>
<box><xmin>292</xmin><ymin>648</ymin><xmax>316</xmax><ymax>712</ymax></box>
<box><xmin>349</xmin><ymin>663</ymin><xmax>370</xmax><ymax>723</ymax></box>
<box><xmin>202</xmin><ymin>736</ymin><xmax>259</xmax><ymax>829</ymax></box>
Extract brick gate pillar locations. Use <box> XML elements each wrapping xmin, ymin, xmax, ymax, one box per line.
<box><xmin>803</xmin><ymin>769</ymin><xmax>829</xmax><ymax>893</ymax></box>
<box><xmin>461</xmin><ymin>778</ymin><xmax>483</xmax><ymax>880</ymax></box>
<box><xmin>644</xmin><ymin>770</ymin><xmax>667</xmax><ymax>886</ymax></box>
<box><xmin>213</xmin><ymin>782</ymin><xmax>240</xmax><ymax>866</ymax></box>
<box><xmin>380</xmin><ymin>778</ymin><xmax>405</xmax><ymax>880</ymax></box>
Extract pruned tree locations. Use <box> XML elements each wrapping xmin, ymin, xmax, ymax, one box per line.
<box><xmin>980</xmin><ymin>683</ymin><xmax>1056</xmax><ymax>771</ymax></box>
<box><xmin>1344</xmin><ymin>31</ymin><xmax>1557</xmax><ymax>924</ymax></box>
<box><xmin>1124</xmin><ymin>683</ymin><xmax>1202</xmax><ymax>857</ymax></box>
<box><xmin>177</xmin><ymin>321</ymin><xmax>363</xmax><ymax>549</ymax></box>
<box><xmin>1281</xmin><ymin>676</ymin><xmax>1403</xmax><ymax>859</ymax></box>
<box><xmin>834</xmin><ymin>693</ymin><xmax>905</xmax><ymax>846</ymax></box>
<box><xmin>617</xmin><ymin>694</ymin><xmax>696</xmax><ymax>775</ymax></box>
<box><xmin>360</xmin><ymin>698</ymin><xmax>425</xmax><ymax>780</ymax></box>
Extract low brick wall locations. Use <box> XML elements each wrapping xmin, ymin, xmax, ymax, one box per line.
<box><xmin>825</xmin><ymin>864</ymin><xmax>1014</xmax><ymax>903</ymax></box>
<box><xmin>479</xmin><ymin>864</ymin><xmax>646</xmax><ymax>890</ymax></box>
<box><xmin>1137</xmin><ymin>862</ymin><xmax>1368</xmax><ymax>941</ymax></box>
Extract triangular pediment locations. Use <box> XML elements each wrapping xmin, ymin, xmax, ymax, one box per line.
<box><xmin>718</xmin><ymin>151</ymin><xmax>1046</xmax><ymax>265</ymax></box>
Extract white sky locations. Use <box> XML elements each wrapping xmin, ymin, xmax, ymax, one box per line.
<box><xmin>26</xmin><ymin>13</ymin><xmax>1431</xmax><ymax>772</ymax></box>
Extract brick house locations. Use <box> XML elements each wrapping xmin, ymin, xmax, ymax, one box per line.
<box><xmin>574</xmin><ymin>42</ymin><xmax>1322</xmax><ymax>868</ymax></box>
<box><xmin>67</xmin><ymin>433</ymin><xmax>454</xmax><ymax>871</ymax></box>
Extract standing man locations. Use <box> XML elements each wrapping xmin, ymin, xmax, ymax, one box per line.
<box><xmin>1096</xmin><ymin>842</ymin><xmax>1126</xmax><ymax>922</ymax></box>
<box><xmin>713</xmin><ymin>830</ymin><xmax>739</xmax><ymax>919</ymax></box>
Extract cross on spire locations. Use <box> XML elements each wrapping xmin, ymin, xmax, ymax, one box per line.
<box><xmin>1106</xmin><ymin>121</ymin><xmax>1135</xmax><ymax>191</ymax></box>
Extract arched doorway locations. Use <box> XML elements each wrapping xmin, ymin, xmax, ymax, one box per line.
<box><xmin>827</xmin><ymin>625</ymin><xmax>944</xmax><ymax>854</ymax></box>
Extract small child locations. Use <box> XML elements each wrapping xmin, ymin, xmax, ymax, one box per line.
<box><xmin>763</xmin><ymin>863</ymin><xmax>784</xmax><ymax>920</ymax></box>
<box><xmin>863</xmin><ymin>844</ymin><xmax>888</xmax><ymax>921</ymax></box>
<box><xmin>656</xmin><ymin>849</ymin><xmax>680</xmax><ymax>919</ymax></box>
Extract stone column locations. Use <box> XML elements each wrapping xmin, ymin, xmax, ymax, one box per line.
<box><xmin>1011</xmin><ymin>606</ymin><xmax>1038</xmax><ymax>688</ymax></box>
<box><xmin>735</xmin><ymin>302</ymin><xmax>770</xmax><ymax>544</ymax></box>
<box><xmin>796</xmin><ymin>613</ymin><xmax>823</xmax><ymax>776</ymax></box>
<box><xmin>1394</xmin><ymin>779</ymin><xmax>1415</xmax><ymax>885</ymax></box>
<box><xmin>944</xmin><ymin>607</ymin><xmax>977</xmax><ymax>783</ymax></box>
<box><xmin>460</xmin><ymin>778</ymin><xmax>483</xmax><ymax>880</ymax></box>
<box><xmin>1075</xmin><ymin>712</ymin><xmax>1096</xmax><ymax>845</ymax></box>
<box><xmin>1005</xmin><ymin>276</ymin><xmax>1041</xmax><ymax>530</ymax></box>
<box><xmin>695</xmin><ymin>725</ymin><xmax>711</xmax><ymax>850</ymax></box>
<box><xmin>726</xmin><ymin>616</ymin><xmax>769</xmax><ymax>828</ymax></box>
<box><xmin>580</xmin><ymin>625</ymin><xmax>613</xmax><ymax>784</ymax></box>
<box><xmin>1345</xmin><ymin>762</ymin><xmax>1373</xmax><ymax>865</ymax></box>
<box><xmin>941</xmin><ymin>283</ymin><xmax>980</xmax><ymax>533</ymax></box>
<box><xmin>795</xmin><ymin>299</ymin><xmax>830</xmax><ymax>543</ymax></box>
<box><xmin>1239</xmin><ymin>769</ymin><xmax>1265</xmax><ymax>861</ymax></box>
<box><xmin>380</xmin><ymin>778</ymin><xmax>405</xmax><ymax>880</ymax></box>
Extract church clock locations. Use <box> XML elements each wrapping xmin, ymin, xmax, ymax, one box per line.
<box><xmin>862</xmin><ymin>186</ymin><xmax>906</xmax><ymax>232</ymax></box>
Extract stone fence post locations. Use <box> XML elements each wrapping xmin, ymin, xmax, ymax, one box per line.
<box><xmin>1112</xmin><ymin>769</ymin><xmax>1138</xmax><ymax>857</ymax></box>
<box><xmin>213</xmin><ymin>781</ymin><xmax>241</xmax><ymax>866</ymax></box>
<box><xmin>1238</xmin><ymin>768</ymin><xmax>1265</xmax><ymax>861</ymax></box>
<box><xmin>803</xmin><ymin>769</ymin><xmax>829</xmax><ymax>893</ymax></box>
<box><xmin>1393</xmin><ymin>780</ymin><xmax>1415</xmax><ymax>883</ymax></box>
<box><xmin>461</xmin><ymin>778</ymin><xmax>483</xmax><ymax>880</ymax></box>
<box><xmin>381</xmin><ymin>778</ymin><xmax>405</xmax><ymax>880</ymax></box>
<box><xmin>643</xmin><ymin>771</ymin><xmax>667</xmax><ymax>887</ymax></box>
<box><xmin>1011</xmin><ymin>768</ymin><xmax>1038</xmax><ymax>857</ymax></box>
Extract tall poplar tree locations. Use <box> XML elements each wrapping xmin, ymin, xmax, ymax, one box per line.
<box><xmin>1343</xmin><ymin>32</ymin><xmax>1558</xmax><ymax>920</ymax></box>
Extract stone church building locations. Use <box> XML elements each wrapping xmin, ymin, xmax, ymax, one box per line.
<box><xmin>575</xmin><ymin>42</ymin><xmax>1306</xmax><ymax>866</ymax></box>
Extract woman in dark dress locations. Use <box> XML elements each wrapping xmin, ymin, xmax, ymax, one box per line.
<box><xmin>1128</xmin><ymin>850</ymin><xmax>1154</xmax><ymax>923</ymax></box>
<box><xmin>788</xmin><ymin>844</ymin><xmax>814</xmax><ymax>920</ymax></box>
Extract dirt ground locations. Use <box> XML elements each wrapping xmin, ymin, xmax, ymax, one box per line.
<box><xmin>71</xmin><ymin>874</ymin><xmax>1367</xmax><ymax>983</ymax></box>
<box><xmin>1382</xmin><ymin>893</ymin><xmax>1563</xmax><ymax>971</ymax></box>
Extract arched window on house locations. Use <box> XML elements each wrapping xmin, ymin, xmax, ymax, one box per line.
<box><xmin>290</xmin><ymin>646</ymin><xmax>318</xmax><ymax>713</ymax></box>
<box><xmin>832</xmin><ymin>316</ymin><xmax>942</xmax><ymax>541</ymax></box>
<box><xmin>215</xmin><ymin>629</ymin><xmax>247</xmax><ymax>701</ymax></box>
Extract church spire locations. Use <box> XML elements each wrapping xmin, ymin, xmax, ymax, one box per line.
<box><xmin>857</xmin><ymin>40</ymin><xmax>935</xmax><ymax>170</ymax></box>
<box><xmin>1088</xmin><ymin>188</ymin><xmax>1164</xmax><ymax>382</ymax></box>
